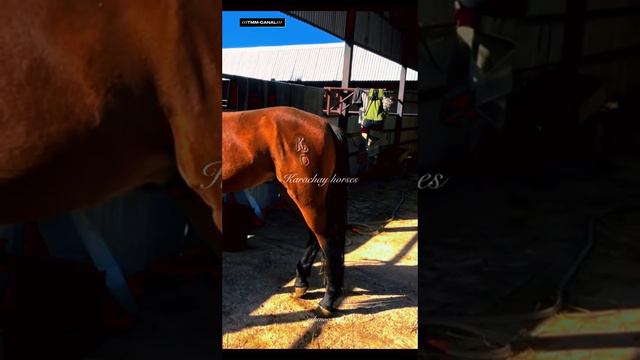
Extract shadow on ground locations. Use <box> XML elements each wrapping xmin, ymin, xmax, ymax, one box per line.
<box><xmin>420</xmin><ymin>106</ymin><xmax>640</xmax><ymax>359</ymax></box>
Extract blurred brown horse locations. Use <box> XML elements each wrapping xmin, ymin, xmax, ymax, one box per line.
<box><xmin>223</xmin><ymin>107</ymin><xmax>349</xmax><ymax>316</ymax></box>
<box><xmin>0</xmin><ymin>0</ymin><xmax>222</xmax><ymax>255</ymax></box>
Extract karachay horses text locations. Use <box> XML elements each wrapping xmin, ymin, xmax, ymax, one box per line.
<box><xmin>0</xmin><ymin>0</ymin><xmax>222</xmax><ymax>256</ymax></box>
<box><xmin>223</xmin><ymin>107</ymin><xmax>349</xmax><ymax>316</ymax></box>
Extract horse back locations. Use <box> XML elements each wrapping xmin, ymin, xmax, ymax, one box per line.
<box><xmin>222</xmin><ymin>107</ymin><xmax>339</xmax><ymax>191</ymax></box>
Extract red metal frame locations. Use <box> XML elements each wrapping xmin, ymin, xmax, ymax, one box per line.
<box><xmin>323</xmin><ymin>87</ymin><xmax>357</xmax><ymax>116</ymax></box>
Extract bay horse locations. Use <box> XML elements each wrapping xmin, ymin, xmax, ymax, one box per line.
<box><xmin>0</xmin><ymin>0</ymin><xmax>222</xmax><ymax>255</ymax></box>
<box><xmin>222</xmin><ymin>106</ymin><xmax>349</xmax><ymax>317</ymax></box>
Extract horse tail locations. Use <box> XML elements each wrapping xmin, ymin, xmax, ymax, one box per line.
<box><xmin>327</xmin><ymin>123</ymin><xmax>349</xmax><ymax>250</ymax></box>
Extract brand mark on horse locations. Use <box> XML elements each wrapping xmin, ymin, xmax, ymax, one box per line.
<box><xmin>296</xmin><ymin>136</ymin><xmax>310</xmax><ymax>167</ymax></box>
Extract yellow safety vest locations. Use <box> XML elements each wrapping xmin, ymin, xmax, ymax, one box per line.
<box><xmin>364</xmin><ymin>88</ymin><xmax>385</xmax><ymax>122</ymax></box>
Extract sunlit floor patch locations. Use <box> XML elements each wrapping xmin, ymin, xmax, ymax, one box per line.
<box><xmin>514</xmin><ymin>348</ymin><xmax>640</xmax><ymax>360</ymax></box>
<box><xmin>512</xmin><ymin>309</ymin><xmax>640</xmax><ymax>359</ymax></box>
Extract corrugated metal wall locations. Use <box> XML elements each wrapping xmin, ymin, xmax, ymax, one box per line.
<box><xmin>583</xmin><ymin>1</ymin><xmax>640</xmax><ymax>99</ymax></box>
<box><xmin>287</xmin><ymin>11</ymin><xmax>410</xmax><ymax>68</ymax></box>
<box><xmin>81</xmin><ymin>190</ymin><xmax>188</xmax><ymax>275</ymax></box>
<box><xmin>223</xmin><ymin>44</ymin><xmax>418</xmax><ymax>82</ymax></box>
<box><xmin>353</xmin><ymin>11</ymin><xmax>404</xmax><ymax>65</ymax></box>
<box><xmin>478</xmin><ymin>0</ymin><xmax>640</xmax><ymax>100</ymax></box>
<box><xmin>288</xmin><ymin>11</ymin><xmax>347</xmax><ymax>39</ymax></box>
<box><xmin>0</xmin><ymin>189</ymin><xmax>189</xmax><ymax>287</ymax></box>
<box><xmin>224</xmin><ymin>74</ymin><xmax>326</xmax><ymax>115</ymax></box>
<box><xmin>418</xmin><ymin>0</ymin><xmax>640</xmax><ymax>172</ymax></box>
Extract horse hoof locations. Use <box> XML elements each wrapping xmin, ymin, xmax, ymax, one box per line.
<box><xmin>293</xmin><ymin>286</ymin><xmax>308</xmax><ymax>298</ymax></box>
<box><xmin>315</xmin><ymin>305</ymin><xmax>335</xmax><ymax>318</ymax></box>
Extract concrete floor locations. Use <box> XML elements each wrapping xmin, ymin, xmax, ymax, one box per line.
<box><xmin>222</xmin><ymin>176</ymin><xmax>418</xmax><ymax>349</ymax></box>
<box><xmin>513</xmin><ymin>194</ymin><xmax>640</xmax><ymax>360</ymax></box>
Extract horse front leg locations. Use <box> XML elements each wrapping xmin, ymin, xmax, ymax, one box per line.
<box><xmin>172</xmin><ymin>182</ymin><xmax>223</xmax><ymax>260</ymax></box>
<box><xmin>293</xmin><ymin>230</ymin><xmax>320</xmax><ymax>298</ymax></box>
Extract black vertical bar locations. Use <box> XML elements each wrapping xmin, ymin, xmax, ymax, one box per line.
<box><xmin>342</xmin><ymin>9</ymin><xmax>357</xmax><ymax>89</ymax></box>
<box><xmin>563</xmin><ymin>0</ymin><xmax>587</xmax><ymax>71</ymax></box>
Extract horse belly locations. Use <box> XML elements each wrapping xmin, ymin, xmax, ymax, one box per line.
<box><xmin>0</xmin><ymin>113</ymin><xmax>176</xmax><ymax>224</ymax></box>
<box><xmin>0</xmin><ymin>98</ymin><xmax>178</xmax><ymax>222</ymax></box>
<box><xmin>221</xmin><ymin>151</ymin><xmax>275</xmax><ymax>193</ymax></box>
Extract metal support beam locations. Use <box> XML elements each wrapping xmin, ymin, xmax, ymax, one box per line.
<box><xmin>398</xmin><ymin>66</ymin><xmax>407</xmax><ymax>116</ymax></box>
<box><xmin>395</xmin><ymin>66</ymin><xmax>407</xmax><ymax>146</ymax></box>
<box><xmin>341</xmin><ymin>42</ymin><xmax>353</xmax><ymax>89</ymax></box>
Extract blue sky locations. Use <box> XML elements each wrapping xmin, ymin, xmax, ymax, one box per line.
<box><xmin>223</xmin><ymin>11</ymin><xmax>341</xmax><ymax>48</ymax></box>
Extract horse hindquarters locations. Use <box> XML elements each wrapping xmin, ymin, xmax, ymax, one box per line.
<box><xmin>297</xmin><ymin>125</ymin><xmax>349</xmax><ymax>316</ymax></box>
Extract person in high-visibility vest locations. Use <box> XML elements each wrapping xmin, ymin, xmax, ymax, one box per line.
<box><xmin>361</xmin><ymin>88</ymin><xmax>387</xmax><ymax>152</ymax></box>
<box><xmin>362</xmin><ymin>88</ymin><xmax>386</xmax><ymax>130</ymax></box>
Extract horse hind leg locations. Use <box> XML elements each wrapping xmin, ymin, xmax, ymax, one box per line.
<box><xmin>288</xmin><ymin>195</ymin><xmax>344</xmax><ymax>317</ymax></box>
<box><xmin>275</xmin><ymin>183</ymin><xmax>321</xmax><ymax>298</ymax></box>
<box><xmin>293</xmin><ymin>230</ymin><xmax>320</xmax><ymax>298</ymax></box>
<box><xmin>315</xmin><ymin>228</ymin><xmax>344</xmax><ymax>318</ymax></box>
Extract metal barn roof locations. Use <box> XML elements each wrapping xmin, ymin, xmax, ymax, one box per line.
<box><xmin>286</xmin><ymin>10</ymin><xmax>418</xmax><ymax>69</ymax></box>
<box><xmin>222</xmin><ymin>43</ymin><xmax>418</xmax><ymax>82</ymax></box>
